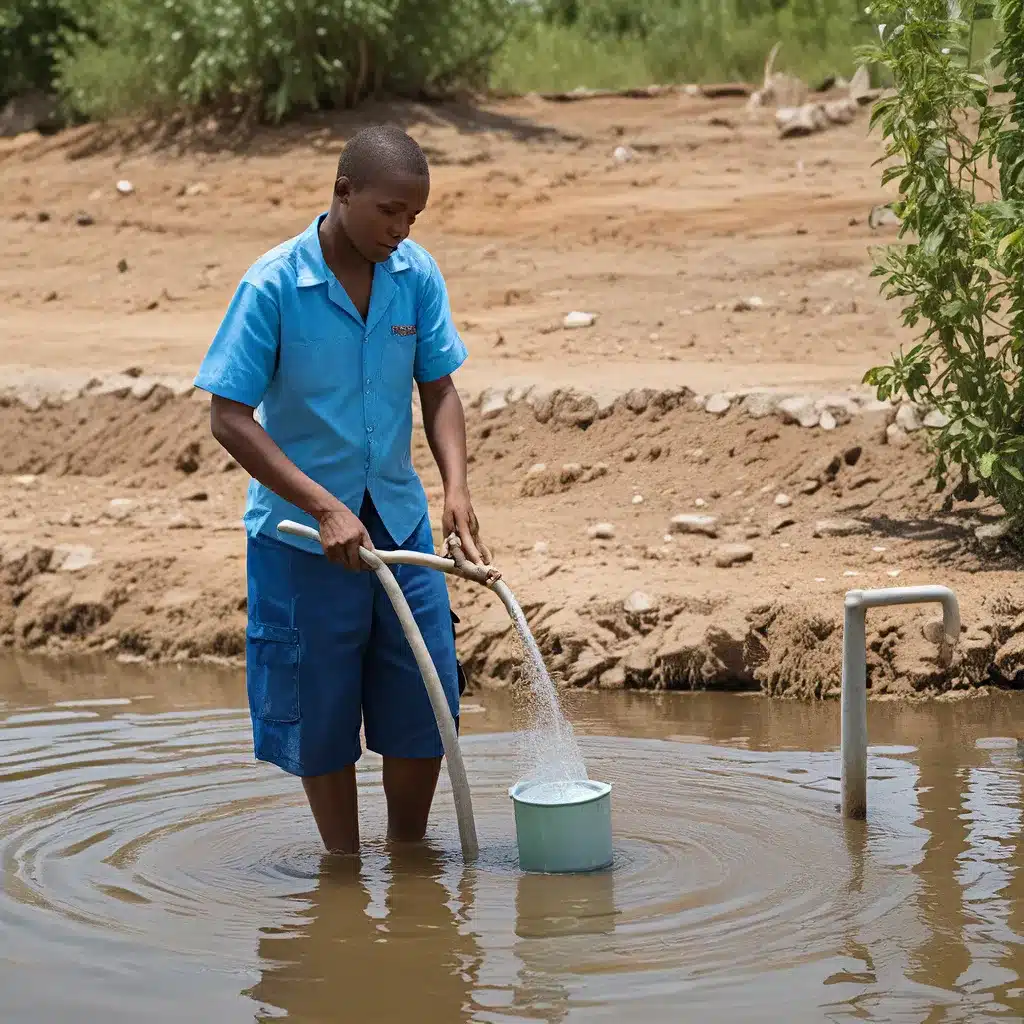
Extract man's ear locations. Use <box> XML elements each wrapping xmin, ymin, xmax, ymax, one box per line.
<box><xmin>334</xmin><ymin>175</ymin><xmax>354</xmax><ymax>205</ymax></box>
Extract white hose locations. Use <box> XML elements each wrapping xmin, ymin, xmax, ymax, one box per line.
<box><xmin>277</xmin><ymin>518</ymin><xmax>495</xmax><ymax>863</ymax></box>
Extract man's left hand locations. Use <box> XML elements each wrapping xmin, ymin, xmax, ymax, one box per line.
<box><xmin>442</xmin><ymin>488</ymin><xmax>492</xmax><ymax>567</ymax></box>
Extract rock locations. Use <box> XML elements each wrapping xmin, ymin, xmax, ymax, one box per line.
<box><xmin>622</xmin><ymin>558</ymin><xmax>641</xmax><ymax>571</ymax></box>
<box><xmin>622</xmin><ymin>447</ymin><xmax>638</xmax><ymax>463</ymax></box>
<box><xmin>975</xmin><ymin>520</ymin><xmax>1011</xmax><ymax>549</ymax></box>
<box><xmin>480</xmin><ymin>389</ymin><xmax>508</xmax><ymax>419</ymax></box>
<box><xmin>184</xmin><ymin>182</ymin><xmax>209</xmax><ymax>197</ymax></box>
<box><xmin>922</xmin><ymin>619</ymin><xmax>946</xmax><ymax>645</ymax></box>
<box><xmin>632</xmin><ymin>494</ymin><xmax>644</xmax><ymax>505</ymax></box>
<box><xmin>869</xmin><ymin>204</ymin><xmax>901</xmax><ymax>229</ymax></box>
<box><xmin>886</xmin><ymin>423</ymin><xmax>911</xmax><ymax>449</ymax></box>
<box><xmin>774</xmin><ymin>493</ymin><xmax>792</xmax><ymax>508</ymax></box>
<box><xmin>527</xmin><ymin>463</ymin><xmax>547</xmax><ymax>476</ymax></box>
<box><xmin>14</xmin><ymin>474</ymin><xmax>37</xmax><ymax>486</ymax></box>
<box><xmin>742</xmin><ymin>391</ymin><xmax>778</xmax><ymax>419</ymax></box>
<box><xmin>560</xmin><ymin>462</ymin><xmax>583</xmax><ymax>483</ymax></box>
<box><xmin>587</xmin><ymin>522</ymin><xmax>616</xmax><ymax>540</ymax></box>
<box><xmin>895</xmin><ymin>403</ymin><xmax>923</xmax><ymax>432</ymax></box>
<box><xmin>117</xmin><ymin>258</ymin><xmax>129</xmax><ymax>273</ymax></box>
<box><xmin>1</xmin><ymin>91</ymin><xmax>59</xmax><ymax>137</ymax></box>
<box><xmin>116</xmin><ymin>179</ymin><xmax>135</xmax><ymax>196</ymax></box>
<box><xmin>598</xmin><ymin>666</ymin><xmax>627</xmax><ymax>689</ymax></box>
<box><xmin>37</xmin><ymin>211</ymin><xmax>50</xmax><ymax>223</ymax></box>
<box><xmin>813</xmin><ymin>518</ymin><xmax>870</xmax><ymax>538</ymax></box>
<box><xmin>844</xmin><ymin>446</ymin><xmax>863</xmax><ymax>466</ymax></box>
<box><xmin>694</xmin><ymin>498</ymin><xmax>707</xmax><ymax>508</ymax></box>
<box><xmin>819</xmin><ymin>410</ymin><xmax>837</xmax><ymax>431</ymax></box>
<box><xmin>777</xmin><ymin>396</ymin><xmax>819</xmax><ymax>428</ymax></box>
<box><xmin>53</xmin><ymin>544</ymin><xmax>96</xmax><ymax>572</ymax></box>
<box><xmin>733</xmin><ymin>296</ymin><xmax>764</xmax><ymax>312</ymax></box>
<box><xmin>613</xmin><ymin>145</ymin><xmax>636</xmax><ymax>163</ymax></box>
<box><xmin>669</xmin><ymin>513</ymin><xmax>719</xmax><ymax>537</ymax></box>
<box><xmin>532</xmin><ymin>541</ymin><xmax>549</xmax><ymax>555</ymax></box>
<box><xmin>994</xmin><ymin>632</ymin><xmax>1024</xmax><ymax>682</ymax></box>
<box><xmin>563</xmin><ymin>311</ymin><xmax>597</xmax><ymax>329</ymax></box>
<box><xmin>923</xmin><ymin>408</ymin><xmax>950</xmax><ymax>429</ymax></box>
<box><xmin>705</xmin><ymin>393</ymin><xmax>731</xmax><ymax>415</ymax></box>
<box><xmin>800</xmin><ymin>479</ymin><xmax>821</xmax><ymax>495</ymax></box>
<box><xmin>770</xmin><ymin>516</ymin><xmax>796</xmax><ymax>534</ymax></box>
<box><xmin>624</xmin><ymin>590</ymin><xmax>657</xmax><ymax>614</ymax></box>
<box><xmin>75</xmin><ymin>212</ymin><xmax>95</xmax><ymax>227</ymax></box>
<box><xmin>713</xmin><ymin>543</ymin><xmax>754</xmax><ymax>568</ymax></box>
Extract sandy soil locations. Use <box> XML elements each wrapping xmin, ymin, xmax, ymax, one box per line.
<box><xmin>1</xmin><ymin>92</ymin><xmax>1021</xmax><ymax>698</ymax></box>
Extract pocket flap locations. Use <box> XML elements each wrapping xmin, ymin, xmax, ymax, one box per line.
<box><xmin>247</xmin><ymin>621</ymin><xmax>300</xmax><ymax>646</ymax></box>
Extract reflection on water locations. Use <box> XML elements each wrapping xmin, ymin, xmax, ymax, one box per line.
<box><xmin>0</xmin><ymin>654</ymin><xmax>1021</xmax><ymax>1023</ymax></box>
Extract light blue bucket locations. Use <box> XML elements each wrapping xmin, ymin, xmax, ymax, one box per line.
<box><xmin>509</xmin><ymin>779</ymin><xmax>613</xmax><ymax>873</ymax></box>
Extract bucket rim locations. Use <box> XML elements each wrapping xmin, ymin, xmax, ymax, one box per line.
<box><xmin>508</xmin><ymin>779</ymin><xmax>612</xmax><ymax>806</ymax></box>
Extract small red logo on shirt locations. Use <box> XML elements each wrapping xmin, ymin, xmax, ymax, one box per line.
<box><xmin>392</xmin><ymin>324</ymin><xmax>416</xmax><ymax>337</ymax></box>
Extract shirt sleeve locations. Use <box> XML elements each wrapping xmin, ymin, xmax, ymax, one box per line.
<box><xmin>193</xmin><ymin>279</ymin><xmax>279</xmax><ymax>407</ymax></box>
<box><xmin>413</xmin><ymin>255</ymin><xmax>468</xmax><ymax>383</ymax></box>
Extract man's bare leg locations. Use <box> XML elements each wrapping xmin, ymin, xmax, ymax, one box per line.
<box><xmin>382</xmin><ymin>756</ymin><xmax>443</xmax><ymax>842</ymax></box>
<box><xmin>302</xmin><ymin>766</ymin><xmax>359</xmax><ymax>854</ymax></box>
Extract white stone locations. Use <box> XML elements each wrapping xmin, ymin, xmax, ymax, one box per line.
<box><xmin>532</xmin><ymin>541</ymin><xmax>549</xmax><ymax>555</ymax></box>
<box><xmin>742</xmin><ymin>392</ymin><xmax>778</xmax><ymax>418</ymax></box>
<box><xmin>713</xmin><ymin>543</ymin><xmax>754</xmax><ymax>568</ymax></box>
<box><xmin>694</xmin><ymin>497</ymin><xmax>707</xmax><ymax>508</ymax></box>
<box><xmin>587</xmin><ymin>522</ymin><xmax>616</xmax><ymax>540</ymax></box>
<box><xmin>623</xmin><ymin>590</ymin><xmax>656</xmax><ymax>614</ymax></box>
<box><xmin>774</xmin><ymin>493</ymin><xmax>792</xmax><ymax>508</ymax></box>
<box><xmin>923</xmin><ymin>408</ymin><xmax>950</xmax><ymax>429</ymax></box>
<box><xmin>669</xmin><ymin>513</ymin><xmax>719</xmax><ymax>537</ymax></box>
<box><xmin>115</xmin><ymin>179</ymin><xmax>134</xmax><ymax>195</ymax></box>
<box><xmin>480</xmin><ymin>389</ymin><xmax>508</xmax><ymax>419</ymax></box>
<box><xmin>13</xmin><ymin>474</ymin><xmax>36</xmax><ymax>486</ymax></box>
<box><xmin>895</xmin><ymin>403</ymin><xmax>923</xmax><ymax>433</ymax></box>
<box><xmin>813</xmin><ymin>518</ymin><xmax>870</xmax><ymax>538</ymax></box>
<box><xmin>819</xmin><ymin>409</ymin><xmax>838</xmax><ymax>431</ymax></box>
<box><xmin>886</xmin><ymin>423</ymin><xmax>911</xmax><ymax>449</ymax></box>
<box><xmin>54</xmin><ymin>544</ymin><xmax>95</xmax><ymax>572</ymax></box>
<box><xmin>705</xmin><ymin>392</ymin><xmax>731</xmax><ymax>416</ymax></box>
<box><xmin>563</xmin><ymin>311</ymin><xmax>597</xmax><ymax>329</ymax></box>
<box><xmin>632</xmin><ymin>494</ymin><xmax>644</xmax><ymax>505</ymax></box>
<box><xmin>184</xmin><ymin>182</ymin><xmax>209</xmax><ymax>197</ymax></box>
<box><xmin>733</xmin><ymin>296</ymin><xmax>764</xmax><ymax>312</ymax></box>
<box><xmin>887</xmin><ymin>569</ymin><xmax>901</xmax><ymax>578</ymax></box>
<box><xmin>777</xmin><ymin>396</ymin><xmax>819</xmax><ymax>428</ymax></box>
<box><xmin>613</xmin><ymin>145</ymin><xmax>636</xmax><ymax>163</ymax></box>
<box><xmin>527</xmin><ymin>463</ymin><xmax>547</xmax><ymax>476</ymax></box>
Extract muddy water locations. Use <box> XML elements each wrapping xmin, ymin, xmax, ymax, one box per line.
<box><xmin>0</xmin><ymin>655</ymin><xmax>1021</xmax><ymax>1023</ymax></box>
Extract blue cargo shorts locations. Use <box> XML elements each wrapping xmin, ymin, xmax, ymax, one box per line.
<box><xmin>244</xmin><ymin>494</ymin><xmax>460</xmax><ymax>777</ymax></box>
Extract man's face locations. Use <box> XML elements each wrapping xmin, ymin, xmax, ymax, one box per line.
<box><xmin>336</xmin><ymin>173</ymin><xmax>429</xmax><ymax>263</ymax></box>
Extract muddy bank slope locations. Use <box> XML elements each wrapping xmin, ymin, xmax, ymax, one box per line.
<box><xmin>1</xmin><ymin>371</ymin><xmax>1021</xmax><ymax>699</ymax></box>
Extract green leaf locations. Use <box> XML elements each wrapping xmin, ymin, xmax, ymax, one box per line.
<box><xmin>979</xmin><ymin>452</ymin><xmax>998</xmax><ymax>479</ymax></box>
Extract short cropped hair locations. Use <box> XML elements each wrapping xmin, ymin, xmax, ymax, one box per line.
<box><xmin>336</xmin><ymin>125</ymin><xmax>430</xmax><ymax>188</ymax></box>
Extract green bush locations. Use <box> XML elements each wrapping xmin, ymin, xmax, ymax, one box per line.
<box><xmin>0</xmin><ymin>0</ymin><xmax>78</xmax><ymax>104</ymax></box>
<box><xmin>494</xmin><ymin>0</ymin><xmax>874</xmax><ymax>92</ymax></box>
<box><xmin>862</xmin><ymin>0</ymin><xmax>1024</xmax><ymax>528</ymax></box>
<box><xmin>52</xmin><ymin>0</ymin><xmax>509</xmax><ymax>121</ymax></box>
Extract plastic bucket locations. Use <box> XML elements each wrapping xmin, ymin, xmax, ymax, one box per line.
<box><xmin>509</xmin><ymin>779</ymin><xmax>613</xmax><ymax>873</ymax></box>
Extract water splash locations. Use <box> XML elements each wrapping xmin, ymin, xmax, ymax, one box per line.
<box><xmin>501</xmin><ymin>593</ymin><xmax>587</xmax><ymax>785</ymax></box>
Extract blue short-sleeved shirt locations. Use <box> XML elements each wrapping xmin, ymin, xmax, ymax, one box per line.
<box><xmin>194</xmin><ymin>213</ymin><xmax>468</xmax><ymax>554</ymax></box>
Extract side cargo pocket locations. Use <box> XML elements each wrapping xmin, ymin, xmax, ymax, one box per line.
<box><xmin>246</xmin><ymin>621</ymin><xmax>301</xmax><ymax>724</ymax></box>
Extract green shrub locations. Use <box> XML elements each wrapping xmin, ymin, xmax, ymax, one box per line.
<box><xmin>53</xmin><ymin>0</ymin><xmax>509</xmax><ymax>121</ymax></box>
<box><xmin>862</xmin><ymin>0</ymin><xmax>1024</xmax><ymax>527</ymax></box>
<box><xmin>0</xmin><ymin>0</ymin><xmax>79</xmax><ymax>104</ymax></box>
<box><xmin>494</xmin><ymin>0</ymin><xmax>875</xmax><ymax>92</ymax></box>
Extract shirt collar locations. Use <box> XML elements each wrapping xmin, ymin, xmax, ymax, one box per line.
<box><xmin>295</xmin><ymin>213</ymin><xmax>410</xmax><ymax>286</ymax></box>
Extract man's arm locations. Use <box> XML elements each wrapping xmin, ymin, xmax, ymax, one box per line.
<box><xmin>417</xmin><ymin>375</ymin><xmax>491</xmax><ymax>566</ymax></box>
<box><xmin>210</xmin><ymin>396</ymin><xmax>372</xmax><ymax>571</ymax></box>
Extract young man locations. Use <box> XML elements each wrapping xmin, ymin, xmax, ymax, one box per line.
<box><xmin>194</xmin><ymin>125</ymin><xmax>490</xmax><ymax>855</ymax></box>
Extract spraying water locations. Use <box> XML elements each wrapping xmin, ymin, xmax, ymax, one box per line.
<box><xmin>503</xmin><ymin>598</ymin><xmax>588</xmax><ymax>785</ymax></box>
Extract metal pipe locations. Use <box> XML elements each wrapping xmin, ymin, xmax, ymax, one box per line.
<box><xmin>841</xmin><ymin>585</ymin><xmax>961</xmax><ymax>820</ymax></box>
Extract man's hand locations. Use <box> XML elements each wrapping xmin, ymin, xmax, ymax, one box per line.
<box><xmin>442</xmin><ymin>487</ymin><xmax>491</xmax><ymax>567</ymax></box>
<box><xmin>318</xmin><ymin>500</ymin><xmax>373</xmax><ymax>572</ymax></box>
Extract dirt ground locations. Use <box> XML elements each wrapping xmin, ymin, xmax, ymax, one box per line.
<box><xmin>1</xmin><ymin>91</ymin><xmax>1022</xmax><ymax>698</ymax></box>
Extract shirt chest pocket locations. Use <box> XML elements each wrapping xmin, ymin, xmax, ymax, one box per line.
<box><xmin>280</xmin><ymin>328</ymin><xmax>354</xmax><ymax>394</ymax></box>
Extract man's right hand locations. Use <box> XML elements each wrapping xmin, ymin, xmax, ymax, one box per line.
<box><xmin>318</xmin><ymin>501</ymin><xmax>373</xmax><ymax>572</ymax></box>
